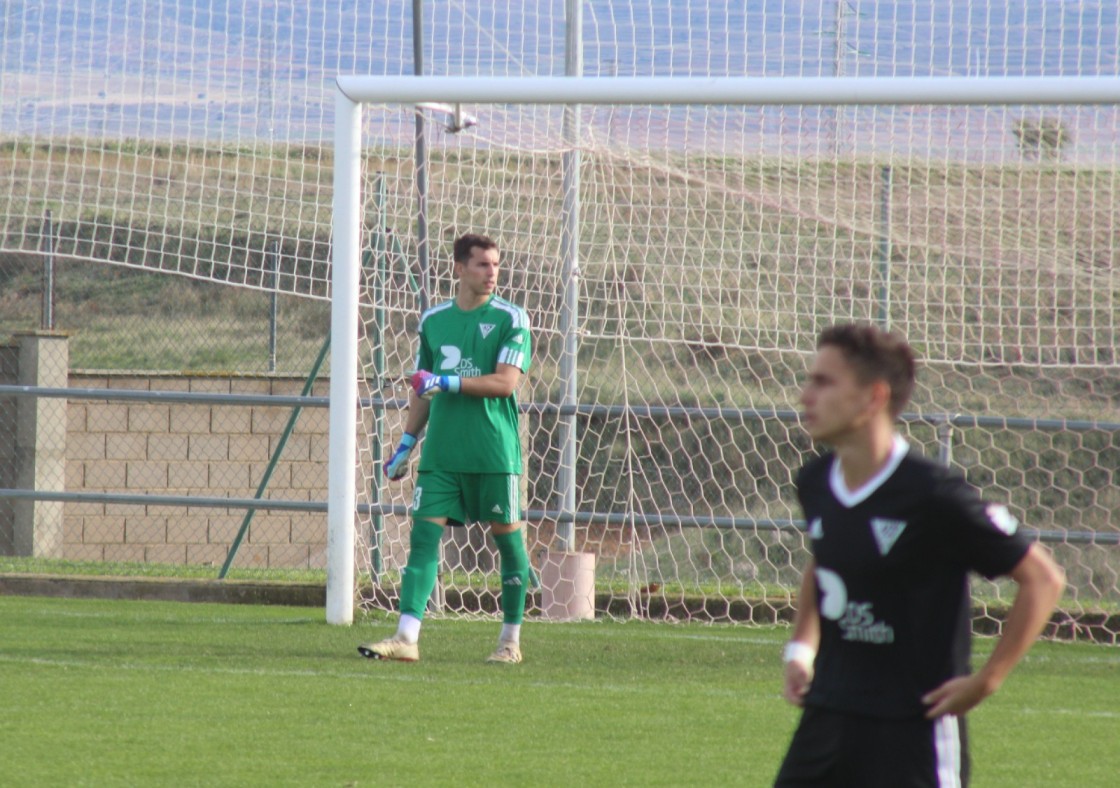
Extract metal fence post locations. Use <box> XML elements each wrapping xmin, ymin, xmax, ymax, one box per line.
<box><xmin>878</xmin><ymin>164</ymin><xmax>892</xmax><ymax>329</ymax></box>
<box><xmin>268</xmin><ymin>240</ymin><xmax>279</xmax><ymax>373</ymax></box>
<box><xmin>937</xmin><ymin>416</ymin><xmax>954</xmax><ymax>467</ymax></box>
<box><xmin>41</xmin><ymin>210</ymin><xmax>55</xmax><ymax>331</ymax></box>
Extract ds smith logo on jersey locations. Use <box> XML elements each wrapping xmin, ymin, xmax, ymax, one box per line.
<box><xmin>439</xmin><ymin>345</ymin><xmax>481</xmax><ymax>377</ymax></box>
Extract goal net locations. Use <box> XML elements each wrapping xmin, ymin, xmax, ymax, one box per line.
<box><xmin>333</xmin><ymin>76</ymin><xmax>1120</xmax><ymax>632</ymax></box>
<box><xmin>2</xmin><ymin>2</ymin><xmax>1118</xmax><ymax>641</ymax></box>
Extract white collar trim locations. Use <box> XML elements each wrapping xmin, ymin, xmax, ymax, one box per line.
<box><xmin>829</xmin><ymin>434</ymin><xmax>910</xmax><ymax>508</ymax></box>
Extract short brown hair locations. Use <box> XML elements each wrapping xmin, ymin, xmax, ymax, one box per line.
<box><xmin>452</xmin><ymin>233</ymin><xmax>498</xmax><ymax>264</ymax></box>
<box><xmin>817</xmin><ymin>323</ymin><xmax>916</xmax><ymax>417</ymax></box>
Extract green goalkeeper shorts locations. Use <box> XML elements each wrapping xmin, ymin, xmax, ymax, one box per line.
<box><xmin>411</xmin><ymin>471</ymin><xmax>522</xmax><ymax>525</ymax></box>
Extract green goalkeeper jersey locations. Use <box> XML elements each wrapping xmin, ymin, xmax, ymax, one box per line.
<box><xmin>415</xmin><ymin>295</ymin><xmax>531</xmax><ymax>474</ymax></box>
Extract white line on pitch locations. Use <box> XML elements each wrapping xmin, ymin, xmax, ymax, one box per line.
<box><xmin>0</xmin><ymin>654</ymin><xmax>751</xmax><ymax>698</ymax></box>
<box><xmin>1013</xmin><ymin>707</ymin><xmax>1120</xmax><ymax>720</ymax></box>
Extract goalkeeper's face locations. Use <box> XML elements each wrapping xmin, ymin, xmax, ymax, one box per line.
<box><xmin>456</xmin><ymin>246</ymin><xmax>501</xmax><ymax>299</ymax></box>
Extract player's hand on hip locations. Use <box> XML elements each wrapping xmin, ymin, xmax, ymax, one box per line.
<box><xmin>410</xmin><ymin>370</ymin><xmax>461</xmax><ymax>399</ymax></box>
<box><xmin>782</xmin><ymin>661</ymin><xmax>813</xmax><ymax>707</ymax></box>
<box><xmin>922</xmin><ymin>674</ymin><xmax>993</xmax><ymax>718</ymax></box>
<box><xmin>383</xmin><ymin>433</ymin><xmax>417</xmax><ymax>480</ymax></box>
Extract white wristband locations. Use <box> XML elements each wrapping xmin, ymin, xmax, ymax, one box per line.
<box><xmin>782</xmin><ymin>641</ymin><xmax>816</xmax><ymax>667</ymax></box>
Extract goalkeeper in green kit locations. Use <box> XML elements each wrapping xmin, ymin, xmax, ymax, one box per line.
<box><xmin>358</xmin><ymin>233</ymin><xmax>532</xmax><ymax>664</ymax></box>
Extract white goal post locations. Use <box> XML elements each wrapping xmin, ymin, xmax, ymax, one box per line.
<box><xmin>327</xmin><ymin>75</ymin><xmax>1120</xmax><ymax>626</ymax></box>
<box><xmin>335</xmin><ymin>75</ymin><xmax>1120</xmax><ymax>106</ymax></box>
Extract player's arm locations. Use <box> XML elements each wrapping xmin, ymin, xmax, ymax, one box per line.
<box><xmin>458</xmin><ymin>363</ymin><xmax>522</xmax><ymax>397</ymax></box>
<box><xmin>399</xmin><ymin>389</ymin><xmax>431</xmax><ymax>435</ymax></box>
<box><xmin>782</xmin><ymin>558</ymin><xmax>820</xmax><ymax>707</ymax></box>
<box><xmin>383</xmin><ymin>389</ymin><xmax>431</xmax><ymax>481</ymax></box>
<box><xmin>411</xmin><ymin>363</ymin><xmax>523</xmax><ymax>399</ymax></box>
<box><xmin>922</xmin><ymin>543</ymin><xmax>1064</xmax><ymax>718</ymax></box>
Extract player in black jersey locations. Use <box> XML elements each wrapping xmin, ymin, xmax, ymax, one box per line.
<box><xmin>775</xmin><ymin>323</ymin><xmax>1064</xmax><ymax>788</ymax></box>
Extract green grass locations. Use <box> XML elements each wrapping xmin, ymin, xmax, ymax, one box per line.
<box><xmin>0</xmin><ymin>556</ymin><xmax>328</xmax><ymax>584</ymax></box>
<box><xmin>1</xmin><ymin>595</ymin><xmax>1117</xmax><ymax>787</ymax></box>
<box><xmin>3</xmin><ymin>557</ymin><xmax>1116</xmax><ymax>621</ymax></box>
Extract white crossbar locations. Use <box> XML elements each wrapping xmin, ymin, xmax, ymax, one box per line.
<box><xmin>335</xmin><ymin>75</ymin><xmax>1120</xmax><ymax>107</ymax></box>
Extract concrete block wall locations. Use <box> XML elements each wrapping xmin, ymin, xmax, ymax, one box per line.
<box><xmin>1</xmin><ymin>333</ymin><xmax>69</xmax><ymax>557</ymax></box>
<box><xmin>64</xmin><ymin>373</ymin><xmax>333</xmax><ymax>570</ymax></box>
<box><xmin>0</xmin><ymin>344</ymin><xmax>18</xmax><ymax>554</ymax></box>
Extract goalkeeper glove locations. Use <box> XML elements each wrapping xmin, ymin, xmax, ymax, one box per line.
<box><xmin>410</xmin><ymin>370</ymin><xmax>461</xmax><ymax>400</ymax></box>
<box><xmin>384</xmin><ymin>433</ymin><xmax>418</xmax><ymax>480</ymax></box>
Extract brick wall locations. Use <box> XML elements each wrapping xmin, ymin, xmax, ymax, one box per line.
<box><xmin>64</xmin><ymin>374</ymin><xmax>334</xmax><ymax>570</ymax></box>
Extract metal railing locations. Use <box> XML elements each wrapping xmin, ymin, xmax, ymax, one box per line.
<box><xmin>2</xmin><ymin>383</ymin><xmax>1118</xmax><ymax>546</ymax></box>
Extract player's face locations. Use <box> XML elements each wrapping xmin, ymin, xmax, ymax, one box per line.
<box><xmin>799</xmin><ymin>345</ymin><xmax>878</xmax><ymax>445</ymax></box>
<box><xmin>456</xmin><ymin>245</ymin><xmax>501</xmax><ymax>299</ymax></box>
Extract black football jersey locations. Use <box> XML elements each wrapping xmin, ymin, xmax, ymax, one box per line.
<box><xmin>796</xmin><ymin>435</ymin><xmax>1032</xmax><ymax>719</ymax></box>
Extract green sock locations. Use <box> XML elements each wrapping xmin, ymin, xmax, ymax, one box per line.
<box><xmin>399</xmin><ymin>519</ymin><xmax>443</xmax><ymax>619</ymax></box>
<box><xmin>494</xmin><ymin>530</ymin><xmax>529</xmax><ymax>625</ymax></box>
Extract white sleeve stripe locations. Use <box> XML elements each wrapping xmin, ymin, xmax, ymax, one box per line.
<box><xmin>491</xmin><ymin>298</ymin><xmax>528</xmax><ymax>329</ymax></box>
<box><xmin>499</xmin><ymin>348</ymin><xmax>525</xmax><ymax>369</ymax></box>
<box><xmin>417</xmin><ymin>300</ymin><xmax>455</xmax><ymax>331</ymax></box>
<box><xmin>934</xmin><ymin>715</ymin><xmax>963</xmax><ymax>788</ymax></box>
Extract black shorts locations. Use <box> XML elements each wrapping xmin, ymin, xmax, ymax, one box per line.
<box><xmin>774</xmin><ymin>705</ymin><xmax>969</xmax><ymax>787</ymax></box>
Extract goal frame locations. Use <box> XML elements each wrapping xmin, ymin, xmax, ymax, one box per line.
<box><xmin>326</xmin><ymin>75</ymin><xmax>1120</xmax><ymax>624</ymax></box>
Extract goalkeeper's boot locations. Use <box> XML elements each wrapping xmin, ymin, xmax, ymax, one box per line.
<box><xmin>357</xmin><ymin>637</ymin><xmax>419</xmax><ymax>662</ymax></box>
<box><xmin>486</xmin><ymin>641</ymin><xmax>522</xmax><ymax>665</ymax></box>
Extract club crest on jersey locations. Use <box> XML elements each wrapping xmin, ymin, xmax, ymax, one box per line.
<box><xmin>986</xmin><ymin>504</ymin><xmax>1019</xmax><ymax>535</ymax></box>
<box><xmin>870</xmin><ymin>518</ymin><xmax>907</xmax><ymax>556</ymax></box>
<box><xmin>479</xmin><ymin>323</ymin><xmax>496</xmax><ymax>338</ymax></box>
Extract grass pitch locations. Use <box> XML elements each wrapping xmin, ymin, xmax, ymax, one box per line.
<box><xmin>1</xmin><ymin>596</ymin><xmax>1116</xmax><ymax>787</ymax></box>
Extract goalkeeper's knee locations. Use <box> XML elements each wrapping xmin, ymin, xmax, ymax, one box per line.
<box><xmin>408</xmin><ymin>518</ymin><xmax>443</xmax><ymax>561</ymax></box>
<box><xmin>494</xmin><ymin>529</ymin><xmax>529</xmax><ymax>576</ymax></box>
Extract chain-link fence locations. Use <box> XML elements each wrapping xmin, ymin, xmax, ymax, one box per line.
<box><xmin>2</xmin><ymin>227</ymin><xmax>329</xmax><ymax>375</ymax></box>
